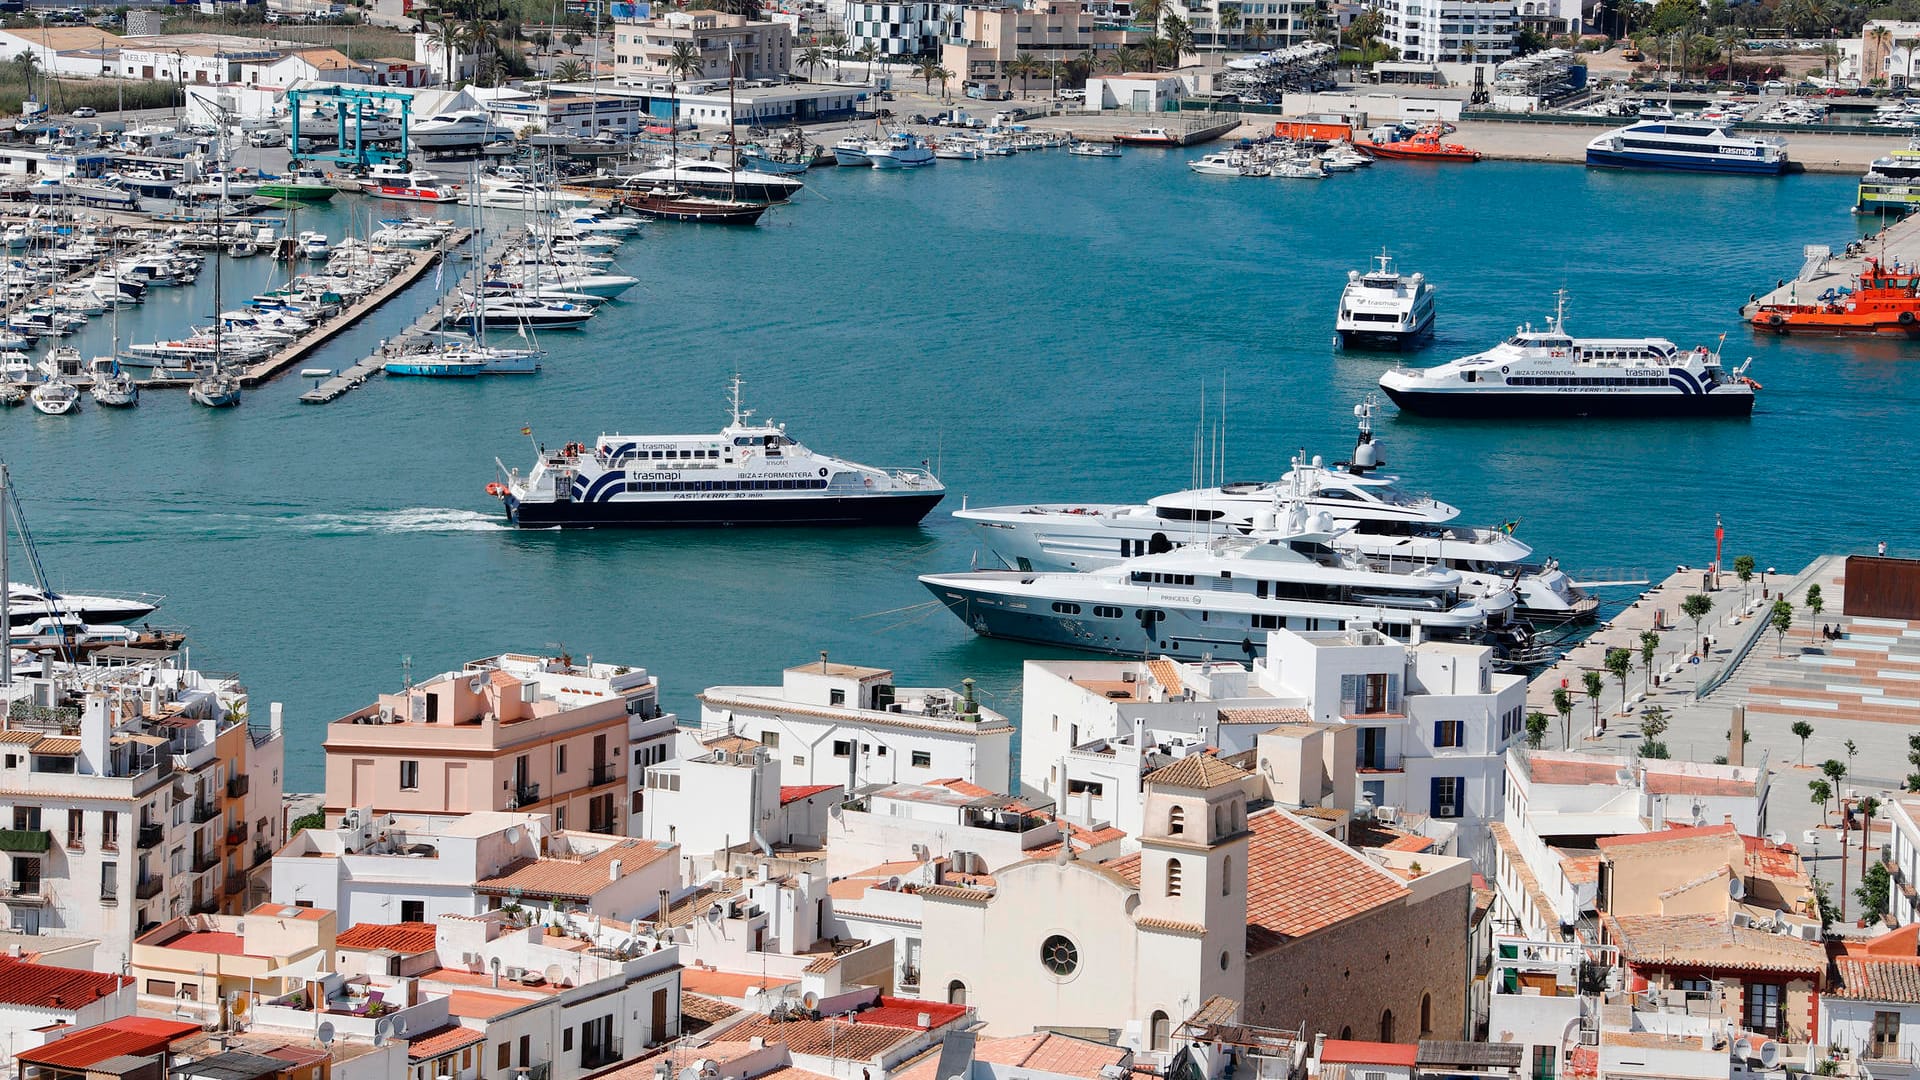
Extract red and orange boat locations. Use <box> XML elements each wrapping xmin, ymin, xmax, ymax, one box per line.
<box><xmin>1749</xmin><ymin>258</ymin><xmax>1920</xmax><ymax>335</ymax></box>
<box><xmin>1361</xmin><ymin>124</ymin><xmax>1481</xmax><ymax>162</ymax></box>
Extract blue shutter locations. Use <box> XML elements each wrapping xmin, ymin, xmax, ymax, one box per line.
<box><xmin>1430</xmin><ymin>776</ymin><xmax>1444</xmax><ymax>816</ymax></box>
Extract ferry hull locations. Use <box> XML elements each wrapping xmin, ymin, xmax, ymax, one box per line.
<box><xmin>922</xmin><ymin>578</ymin><xmax>1267</xmax><ymax>661</ymax></box>
<box><xmin>1584</xmin><ymin>148</ymin><xmax>1789</xmax><ymax>175</ymax></box>
<box><xmin>504</xmin><ymin>491</ymin><xmax>943</xmax><ymax>528</ymax></box>
<box><xmin>1379</xmin><ymin>387</ymin><xmax>1754</xmax><ymax>418</ymax></box>
<box><xmin>1338</xmin><ymin>318</ymin><xmax>1434</xmax><ymax>351</ymax></box>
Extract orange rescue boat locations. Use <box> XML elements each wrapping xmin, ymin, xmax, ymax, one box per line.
<box><xmin>1361</xmin><ymin>124</ymin><xmax>1481</xmax><ymax>162</ymax></box>
<box><xmin>1749</xmin><ymin>258</ymin><xmax>1920</xmax><ymax>335</ymax></box>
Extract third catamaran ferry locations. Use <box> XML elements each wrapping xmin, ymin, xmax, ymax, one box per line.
<box><xmin>490</xmin><ymin>379</ymin><xmax>944</xmax><ymax>528</ymax></box>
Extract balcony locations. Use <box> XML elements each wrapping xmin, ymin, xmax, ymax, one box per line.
<box><xmin>588</xmin><ymin>814</ymin><xmax>617</xmax><ymax>835</ymax></box>
<box><xmin>227</xmin><ymin>774</ymin><xmax>250</xmax><ymax>798</ymax></box>
<box><xmin>224</xmin><ymin>870</ymin><xmax>247</xmax><ymax>896</ymax></box>
<box><xmin>590</xmin><ymin>762</ymin><xmax>618</xmax><ymax>786</ymax></box>
<box><xmin>0</xmin><ymin>880</ymin><xmax>45</xmax><ymax>903</ymax></box>
<box><xmin>253</xmin><ymin>840</ymin><xmax>272</xmax><ymax>866</ymax></box>
<box><xmin>192</xmin><ymin>850</ymin><xmax>219</xmax><ymax>874</ymax></box>
<box><xmin>135</xmin><ymin>875</ymin><xmax>164</xmax><ymax>899</ymax></box>
<box><xmin>0</xmin><ymin>829</ymin><xmax>51</xmax><ymax>853</ymax></box>
<box><xmin>509</xmin><ymin>782</ymin><xmax>540</xmax><ymax>809</ymax></box>
<box><xmin>226</xmin><ymin>822</ymin><xmax>248</xmax><ymax>845</ymax></box>
<box><xmin>581</xmin><ymin>1040</ymin><xmax>624</xmax><ymax>1070</ymax></box>
<box><xmin>191</xmin><ymin>800</ymin><xmax>218</xmax><ymax>824</ymax></box>
<box><xmin>191</xmin><ymin>894</ymin><xmax>219</xmax><ymax>915</ymax></box>
<box><xmin>137</xmin><ymin>823</ymin><xmax>164</xmax><ymax>849</ymax></box>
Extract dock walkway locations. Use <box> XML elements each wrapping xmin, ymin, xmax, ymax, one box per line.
<box><xmin>1742</xmin><ymin>211</ymin><xmax>1920</xmax><ymax>317</ymax></box>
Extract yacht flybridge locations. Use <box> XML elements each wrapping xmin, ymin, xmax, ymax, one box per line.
<box><xmin>490</xmin><ymin>378</ymin><xmax>944</xmax><ymax>528</ymax></box>
<box><xmin>955</xmin><ymin>400</ymin><xmax>1596</xmax><ymax>623</ymax></box>
<box><xmin>923</xmin><ymin>498</ymin><xmax>1537</xmax><ymax>664</ymax></box>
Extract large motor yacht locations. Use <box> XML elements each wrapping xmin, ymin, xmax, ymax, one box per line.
<box><xmin>6</xmin><ymin>581</ymin><xmax>160</xmax><ymax>627</ymax></box>
<box><xmin>956</xmin><ymin>401</ymin><xmax>1596</xmax><ymax>622</ymax></box>
<box><xmin>621</xmin><ymin>158</ymin><xmax>801</xmax><ymax>203</ymax></box>
<box><xmin>923</xmin><ymin>501</ymin><xmax>1533</xmax><ymax>664</ymax></box>
<box><xmin>489</xmin><ymin>378</ymin><xmax>944</xmax><ymax>528</ymax></box>
<box><xmin>1336</xmin><ymin>251</ymin><xmax>1436</xmax><ymax>350</ymax></box>
<box><xmin>1377</xmin><ymin>294</ymin><xmax>1756</xmax><ymax>418</ymax></box>
<box><xmin>1585</xmin><ymin>120</ymin><xmax>1791</xmax><ymax>174</ymax></box>
<box><xmin>408</xmin><ymin>110</ymin><xmax>513</xmax><ymax>150</ymax></box>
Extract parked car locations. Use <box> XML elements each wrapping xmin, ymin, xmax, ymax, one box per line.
<box><xmin>70</xmin><ymin>106</ymin><xmax>95</xmax><ymax>118</ymax></box>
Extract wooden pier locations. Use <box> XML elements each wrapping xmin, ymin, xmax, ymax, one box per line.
<box><xmin>300</xmin><ymin>228</ymin><xmax>522</xmax><ymax>405</ymax></box>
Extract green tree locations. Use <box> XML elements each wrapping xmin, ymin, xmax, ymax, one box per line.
<box><xmin>1640</xmin><ymin>705</ymin><xmax>1670</xmax><ymax>758</ymax></box>
<box><xmin>1908</xmin><ymin>732</ymin><xmax>1920</xmax><ymax>793</ymax></box>
<box><xmin>1733</xmin><ymin>554</ymin><xmax>1755</xmax><ymax>600</ymax></box>
<box><xmin>1552</xmin><ymin>685</ymin><xmax>1574</xmax><ymax>749</ymax></box>
<box><xmin>1823</xmin><ymin>758</ymin><xmax>1847</xmax><ymax>791</ymax></box>
<box><xmin>1217</xmin><ymin>4</ymin><xmax>1241</xmax><ymax>45</ymax></box>
<box><xmin>1811</xmin><ymin>777</ymin><xmax>1833</xmax><ymax>824</ymax></box>
<box><xmin>291</xmin><ymin>810</ymin><xmax>326</xmax><ymax>836</ymax></box>
<box><xmin>799</xmin><ymin>44</ymin><xmax>827</xmax><ymax>81</ymax></box>
<box><xmin>1792</xmin><ymin>720</ymin><xmax>1814</xmax><ymax>766</ymax></box>
<box><xmin>1861</xmin><ymin>795</ymin><xmax>1883</xmax><ymax>877</ymax></box>
<box><xmin>1846</xmin><ymin>739</ymin><xmax>1858</xmax><ymax>784</ymax></box>
<box><xmin>562</xmin><ymin>30</ymin><xmax>583</xmax><ymax>55</ymax></box>
<box><xmin>932</xmin><ymin>65</ymin><xmax>953</xmax><ymax>99</ymax></box>
<box><xmin>1813</xmin><ymin>876</ymin><xmax>1836</xmax><ymax>933</ymax></box>
<box><xmin>1526</xmin><ymin>711</ymin><xmax>1550</xmax><ymax>749</ymax></box>
<box><xmin>434</xmin><ymin>17</ymin><xmax>463</xmax><ymax>83</ymax></box>
<box><xmin>1582</xmin><ymin>669</ymin><xmax>1605</xmax><ymax>733</ymax></box>
<box><xmin>1008</xmin><ymin>51</ymin><xmax>1037</xmax><ymax>97</ymax></box>
<box><xmin>664</xmin><ymin>39</ymin><xmax>703</xmax><ymax>83</ymax></box>
<box><xmin>1858</xmin><ymin>862</ymin><xmax>1891</xmax><ymax>924</ymax></box>
<box><xmin>1771</xmin><ymin>597</ymin><xmax>1795</xmax><ymax>656</ymax></box>
<box><xmin>1807</xmin><ymin>583</ymin><xmax>1825</xmax><ymax>640</ymax></box>
<box><xmin>551</xmin><ymin>58</ymin><xmax>585</xmax><ymax>81</ymax></box>
<box><xmin>1162</xmin><ymin>12</ymin><xmax>1194</xmax><ymax>65</ymax></box>
<box><xmin>1639</xmin><ymin>629</ymin><xmax>1660</xmax><ymax>691</ymax></box>
<box><xmin>1605</xmin><ymin>647</ymin><xmax>1634</xmax><ymax>716</ymax></box>
<box><xmin>1681</xmin><ymin>593</ymin><xmax>1714</xmax><ymax>656</ymax></box>
<box><xmin>854</xmin><ymin>41</ymin><xmax>878</xmax><ymax>84</ymax></box>
<box><xmin>915</xmin><ymin>56</ymin><xmax>940</xmax><ymax>93</ymax></box>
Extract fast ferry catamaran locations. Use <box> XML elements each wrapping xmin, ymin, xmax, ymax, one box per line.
<box><xmin>955</xmin><ymin>401</ymin><xmax>1596</xmax><ymax>623</ymax></box>
<box><xmin>922</xmin><ymin>499</ymin><xmax>1537</xmax><ymax>664</ymax></box>
<box><xmin>1377</xmin><ymin>293</ymin><xmax>1757</xmax><ymax>418</ymax></box>
<box><xmin>1336</xmin><ymin>251</ymin><xmax>1436</xmax><ymax>350</ymax></box>
<box><xmin>1584</xmin><ymin>120</ymin><xmax>1791</xmax><ymax>175</ymax></box>
<box><xmin>489</xmin><ymin>378</ymin><xmax>945</xmax><ymax>528</ymax></box>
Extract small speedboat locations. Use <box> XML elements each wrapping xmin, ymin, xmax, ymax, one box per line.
<box><xmin>1068</xmin><ymin>142</ymin><xmax>1121</xmax><ymax>157</ymax></box>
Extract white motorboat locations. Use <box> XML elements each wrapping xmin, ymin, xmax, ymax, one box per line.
<box><xmin>1336</xmin><ymin>250</ymin><xmax>1436</xmax><ymax>351</ymax></box>
<box><xmin>361</xmin><ymin>163</ymin><xmax>462</xmax><ymax>203</ymax></box>
<box><xmin>1189</xmin><ymin>152</ymin><xmax>1248</xmax><ymax>176</ymax></box>
<box><xmin>408</xmin><ymin>110</ymin><xmax>513</xmax><ymax>150</ymax></box>
<box><xmin>297</xmin><ymin>231</ymin><xmax>331</xmax><ymax>259</ymax></box>
<box><xmin>1068</xmin><ymin>142</ymin><xmax>1121</xmax><ymax>157</ymax></box>
<box><xmin>865</xmin><ymin>132</ymin><xmax>935</xmax><ymax>169</ymax></box>
<box><xmin>4</xmin><ymin>581</ymin><xmax>159</xmax><ymax>626</ymax></box>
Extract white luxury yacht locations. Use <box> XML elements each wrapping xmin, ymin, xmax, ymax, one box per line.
<box><xmin>1336</xmin><ymin>250</ymin><xmax>1435</xmax><ymax>350</ymax></box>
<box><xmin>956</xmin><ymin>401</ymin><xmax>1596</xmax><ymax>622</ymax></box>
<box><xmin>5</xmin><ymin>581</ymin><xmax>160</xmax><ymax>626</ymax></box>
<box><xmin>924</xmin><ymin>499</ymin><xmax>1534</xmax><ymax>664</ymax></box>
<box><xmin>409</xmin><ymin>110</ymin><xmax>513</xmax><ymax>150</ymax></box>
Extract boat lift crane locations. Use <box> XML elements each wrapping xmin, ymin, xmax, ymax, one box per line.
<box><xmin>288</xmin><ymin>85</ymin><xmax>414</xmax><ymax>170</ymax></box>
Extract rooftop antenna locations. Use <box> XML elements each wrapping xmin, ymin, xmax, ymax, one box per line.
<box><xmin>402</xmin><ymin>655</ymin><xmax>412</xmax><ymax>690</ymax></box>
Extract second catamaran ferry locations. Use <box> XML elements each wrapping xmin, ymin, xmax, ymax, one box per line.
<box><xmin>490</xmin><ymin>379</ymin><xmax>944</xmax><ymax>528</ymax></box>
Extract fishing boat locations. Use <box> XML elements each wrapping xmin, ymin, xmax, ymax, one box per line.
<box><xmin>1750</xmin><ymin>258</ymin><xmax>1920</xmax><ymax>335</ymax></box>
<box><xmin>1068</xmin><ymin>141</ymin><xmax>1121</xmax><ymax>157</ymax></box>
<box><xmin>1115</xmin><ymin>127</ymin><xmax>1180</xmax><ymax>147</ymax></box>
<box><xmin>1362</xmin><ymin>124</ymin><xmax>1481</xmax><ymax>162</ymax></box>
<box><xmin>489</xmin><ymin>376</ymin><xmax>943</xmax><ymax>528</ymax></box>
<box><xmin>256</xmin><ymin>167</ymin><xmax>338</xmax><ymax>201</ymax></box>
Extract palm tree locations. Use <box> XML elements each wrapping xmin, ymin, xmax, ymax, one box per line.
<box><xmin>1870</xmin><ymin>24</ymin><xmax>1892</xmax><ymax>82</ymax></box>
<box><xmin>552</xmin><ymin>58</ymin><xmax>586</xmax><ymax>81</ymax></box>
<box><xmin>433</xmin><ymin>17</ymin><xmax>462</xmax><ymax>84</ymax></box>
<box><xmin>1244</xmin><ymin>20</ymin><xmax>1268</xmax><ymax>49</ymax></box>
<box><xmin>664</xmin><ymin>40</ymin><xmax>703</xmax><ymax>83</ymax></box>
<box><xmin>1009</xmin><ymin>51</ymin><xmax>1037</xmax><ymax>98</ymax></box>
<box><xmin>1135</xmin><ymin>0</ymin><xmax>1166</xmax><ymax>69</ymax></box>
<box><xmin>800</xmin><ymin>44</ymin><xmax>826</xmax><ymax>81</ymax></box>
<box><xmin>1096</xmin><ymin>47</ymin><xmax>1125</xmax><ymax>73</ymax></box>
<box><xmin>1216</xmin><ymin>4</ymin><xmax>1241</xmax><ymax>47</ymax></box>
<box><xmin>475</xmin><ymin>54</ymin><xmax>504</xmax><ymax>86</ymax></box>
<box><xmin>1162</xmin><ymin>12</ymin><xmax>1194</xmax><ymax>66</ymax></box>
<box><xmin>854</xmin><ymin>42</ymin><xmax>879</xmax><ymax>84</ymax></box>
<box><xmin>932</xmin><ymin>64</ymin><xmax>953</xmax><ymax>100</ymax></box>
<box><xmin>915</xmin><ymin>56</ymin><xmax>940</xmax><ymax>93</ymax></box>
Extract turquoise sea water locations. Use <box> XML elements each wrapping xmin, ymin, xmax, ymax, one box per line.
<box><xmin>3</xmin><ymin>152</ymin><xmax>1915</xmax><ymax>791</ymax></box>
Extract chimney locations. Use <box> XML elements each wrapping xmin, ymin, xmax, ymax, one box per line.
<box><xmin>609</xmin><ymin>858</ymin><xmax>623</xmax><ymax>882</ymax></box>
<box><xmin>270</xmin><ymin>702</ymin><xmax>284</xmax><ymax>737</ymax></box>
<box><xmin>820</xmin><ymin>650</ymin><xmax>829</xmax><ymax>673</ymax></box>
<box><xmin>1728</xmin><ymin>705</ymin><xmax>1746</xmax><ymax>767</ymax></box>
<box><xmin>658</xmin><ymin>888</ymin><xmax>671</xmax><ymax>927</ymax></box>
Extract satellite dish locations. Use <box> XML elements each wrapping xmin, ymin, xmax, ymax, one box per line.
<box><xmin>394</xmin><ymin>1017</ymin><xmax>409</xmax><ymax>1037</ymax></box>
<box><xmin>801</xmin><ymin>991</ymin><xmax>820</xmax><ymax>1010</ymax></box>
<box><xmin>705</xmin><ymin>906</ymin><xmax>723</xmax><ymax>926</ymax></box>
<box><xmin>506</xmin><ymin>826</ymin><xmax>523</xmax><ymax>844</ymax></box>
<box><xmin>544</xmin><ymin>964</ymin><xmax>566</xmax><ymax>985</ymax></box>
<box><xmin>317</xmin><ymin>1022</ymin><xmax>336</xmax><ymax>1047</ymax></box>
<box><xmin>829</xmin><ymin>803</ymin><xmax>843</xmax><ymax>821</ymax></box>
<box><xmin>1728</xmin><ymin>877</ymin><xmax>1746</xmax><ymax>900</ymax></box>
<box><xmin>490</xmin><ymin>956</ymin><xmax>501</xmax><ymax>972</ymax></box>
<box><xmin>229</xmin><ymin>992</ymin><xmax>251</xmax><ymax>1017</ymax></box>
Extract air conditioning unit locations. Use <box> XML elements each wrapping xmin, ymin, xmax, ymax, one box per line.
<box><xmin>1376</xmin><ymin>805</ymin><xmax>1399</xmax><ymax>824</ymax></box>
<box><xmin>505</xmin><ymin>966</ymin><xmax>527</xmax><ymax>982</ymax></box>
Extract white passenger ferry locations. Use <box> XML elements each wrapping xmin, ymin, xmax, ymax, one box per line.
<box><xmin>1377</xmin><ymin>294</ymin><xmax>1756</xmax><ymax>417</ymax></box>
<box><xmin>1585</xmin><ymin>121</ymin><xmax>1791</xmax><ymax>175</ymax></box>
<box><xmin>489</xmin><ymin>379</ymin><xmax>944</xmax><ymax>528</ymax></box>
<box><xmin>1336</xmin><ymin>251</ymin><xmax>1435</xmax><ymax>350</ymax></box>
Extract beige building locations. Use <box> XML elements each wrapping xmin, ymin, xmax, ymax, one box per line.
<box><xmin>323</xmin><ymin>654</ymin><xmax>664</xmax><ymax>837</ymax></box>
<box><xmin>130</xmin><ymin>904</ymin><xmax>336</xmax><ymax>1018</ymax></box>
<box><xmin>612</xmin><ymin>12</ymin><xmax>792</xmax><ymax>84</ymax></box>
<box><xmin>941</xmin><ymin>1</ymin><xmax>1142</xmax><ymax>98</ymax></box>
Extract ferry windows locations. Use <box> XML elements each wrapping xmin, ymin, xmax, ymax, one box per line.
<box><xmin>1093</xmin><ymin>606</ymin><xmax>1123</xmax><ymax>619</ymax></box>
<box><xmin>1051</xmin><ymin>602</ymin><xmax>1082</xmax><ymax>615</ymax></box>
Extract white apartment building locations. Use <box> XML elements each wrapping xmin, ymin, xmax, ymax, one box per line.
<box><xmin>698</xmin><ymin>657</ymin><xmax>1014</xmax><ymax>794</ymax></box>
<box><xmin>639</xmin><ymin>735</ymin><xmax>835</xmax><ymax>864</ymax></box>
<box><xmin>271</xmin><ymin>810</ymin><xmax>677</xmax><ymax>927</ymax></box>
<box><xmin>1024</xmin><ymin>628</ymin><xmax>1526</xmax><ymax>863</ymax></box>
<box><xmin>1378</xmin><ymin>0</ymin><xmax>1518</xmax><ymax>65</ymax></box>
<box><xmin>612</xmin><ymin>11</ymin><xmax>793</xmax><ymax>82</ymax></box>
<box><xmin>1884</xmin><ymin>796</ymin><xmax>1920</xmax><ymax>928</ymax></box>
<box><xmin>0</xmin><ymin>654</ymin><xmax>286</xmax><ymax>961</ymax></box>
<box><xmin>824</xmin><ymin>780</ymin><xmax>1071</xmax><ymax>876</ymax></box>
<box><xmin>844</xmin><ymin>1</ymin><xmax>947</xmax><ymax>57</ymax></box>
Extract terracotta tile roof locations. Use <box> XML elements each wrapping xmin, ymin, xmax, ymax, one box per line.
<box><xmin>445</xmin><ymin>990</ymin><xmax>536</xmax><ymax>1020</ymax></box>
<box><xmin>0</xmin><ymin>731</ymin><xmax>40</xmax><ymax>744</ymax></box>
<box><xmin>858</xmin><ymin>998</ymin><xmax>969</xmax><ymax>1029</ymax></box>
<box><xmin>1186</xmin><ymin>996</ymin><xmax>1240</xmax><ymax>1028</ymax></box>
<box><xmin>803</xmin><ymin>953</ymin><xmax>842</xmax><ymax>973</ymax></box>
<box><xmin>148</xmin><ymin>930</ymin><xmax>248</xmax><ymax>956</ymax></box>
<box><xmin>407</xmin><ymin>1025</ymin><xmax>486</xmax><ymax>1062</ymax></box>
<box><xmin>475</xmin><ymin>837</ymin><xmax>674</xmax><ymax>901</ymax></box>
<box><xmin>1218</xmin><ymin>707</ymin><xmax>1313</xmax><ymax>725</ymax></box>
<box><xmin>1135</xmin><ymin>917</ymin><xmax>1207</xmax><ymax>935</ymax></box>
<box><xmin>1606</xmin><ymin>913</ymin><xmax>1825</xmax><ymax>974</ymax></box>
<box><xmin>31</xmin><ymin>737</ymin><xmax>81</xmax><ymax>755</ymax></box>
<box><xmin>721</xmin><ymin>1014</ymin><xmax>919</xmax><ymax>1060</ymax></box>
<box><xmin>1106</xmin><ymin>853</ymin><xmax>1142</xmax><ymax>887</ymax></box>
<box><xmin>1319</xmin><ymin>1040</ymin><xmax>1417</xmax><ymax>1067</ymax></box>
<box><xmin>1245</xmin><ymin>809</ymin><xmax>1409</xmax><ymax>955</ymax></box>
<box><xmin>1833</xmin><ymin>956</ymin><xmax>1920</xmax><ymax>1002</ymax></box>
<box><xmin>1383</xmin><ymin>836</ymin><xmax>1435</xmax><ymax>854</ymax></box>
<box><xmin>336</xmin><ymin>922</ymin><xmax>438</xmax><ymax>954</ymax></box>
<box><xmin>0</xmin><ymin>958</ymin><xmax>130</xmax><ymax>1009</ymax></box>
<box><xmin>916</xmin><ymin>885</ymin><xmax>992</xmax><ymax>904</ymax></box>
<box><xmin>1523</xmin><ymin>756</ymin><xmax>1627</xmax><ymax>786</ymax></box>
<box><xmin>659</xmin><ymin>879</ymin><xmax>743</xmax><ymax>927</ymax></box>
<box><xmin>1559</xmin><ymin>854</ymin><xmax>1602</xmax><ymax>885</ymax></box>
<box><xmin>754</xmin><ymin>1067</ymin><xmax>837</xmax><ymax>1080</ymax></box>
<box><xmin>898</xmin><ymin>1032</ymin><xmax>1130</xmax><ymax>1080</ymax></box>
<box><xmin>1146</xmin><ymin>659</ymin><xmax>1183</xmax><ymax>695</ymax></box>
<box><xmin>1145</xmin><ymin>755</ymin><xmax>1249</xmax><ymax>791</ymax></box>
<box><xmin>1568</xmin><ymin>1046</ymin><xmax>1598</xmax><ymax>1077</ymax></box>
<box><xmin>680</xmin><ymin>993</ymin><xmax>741</xmax><ymax>1024</ymax></box>
<box><xmin>18</xmin><ymin>1018</ymin><xmax>201</xmax><ymax>1068</ymax></box>
<box><xmin>702</xmin><ymin>734</ymin><xmax>763</xmax><ymax>754</ymax></box>
<box><xmin>1595</xmin><ymin>825</ymin><xmax>1738</xmax><ymax>850</ymax></box>
<box><xmin>1642</xmin><ymin>771</ymin><xmax>1759</xmax><ymax>797</ymax></box>
<box><xmin>680</xmin><ymin>970</ymin><xmax>786</xmax><ymax>998</ymax></box>
<box><xmin>781</xmin><ymin>785</ymin><xmax>839</xmax><ymax>805</ymax></box>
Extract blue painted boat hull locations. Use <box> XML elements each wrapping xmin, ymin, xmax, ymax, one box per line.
<box><xmin>1584</xmin><ymin>149</ymin><xmax>1789</xmax><ymax>175</ymax></box>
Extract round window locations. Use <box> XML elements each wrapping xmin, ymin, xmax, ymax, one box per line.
<box><xmin>1040</xmin><ymin>934</ymin><xmax>1079</xmax><ymax>977</ymax></box>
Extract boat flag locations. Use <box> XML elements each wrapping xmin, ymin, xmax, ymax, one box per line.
<box><xmin>521</xmin><ymin>426</ymin><xmax>532</xmax><ymax>436</ymax></box>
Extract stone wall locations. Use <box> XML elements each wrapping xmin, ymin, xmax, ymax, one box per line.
<box><xmin>1243</xmin><ymin>880</ymin><xmax>1471</xmax><ymax>1043</ymax></box>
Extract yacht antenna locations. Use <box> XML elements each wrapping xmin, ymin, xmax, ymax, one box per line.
<box><xmin>1551</xmin><ymin>289</ymin><xmax>1569</xmax><ymax>333</ymax></box>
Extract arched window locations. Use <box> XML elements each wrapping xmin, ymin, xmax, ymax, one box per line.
<box><xmin>1214</xmin><ymin>803</ymin><xmax>1227</xmax><ymax>837</ymax></box>
<box><xmin>947</xmin><ymin>980</ymin><xmax>967</xmax><ymax>1005</ymax></box>
<box><xmin>1340</xmin><ymin>1027</ymin><xmax>1353</xmax><ymax>1041</ymax></box>
<box><xmin>1168</xmin><ymin>805</ymin><xmax>1185</xmax><ymax>835</ymax></box>
<box><xmin>1420</xmin><ymin>993</ymin><xmax>1433</xmax><ymax>1037</ymax></box>
<box><xmin>1150</xmin><ymin>1011</ymin><xmax>1171</xmax><ymax>1052</ymax></box>
<box><xmin>1222</xmin><ymin>855</ymin><xmax>1231</xmax><ymax>896</ymax></box>
<box><xmin>1167</xmin><ymin>857</ymin><xmax>1184</xmax><ymax>897</ymax></box>
<box><xmin>1380</xmin><ymin>1010</ymin><xmax>1395</xmax><ymax>1043</ymax></box>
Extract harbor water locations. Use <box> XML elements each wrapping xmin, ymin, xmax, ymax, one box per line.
<box><xmin>4</xmin><ymin>152</ymin><xmax>1916</xmax><ymax>791</ymax></box>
